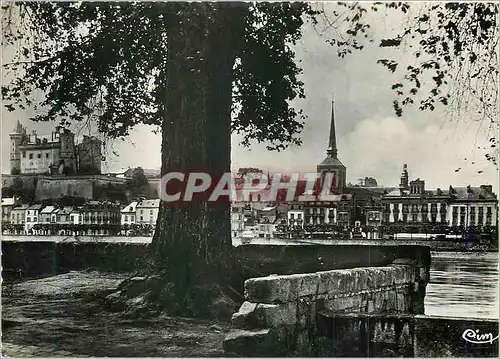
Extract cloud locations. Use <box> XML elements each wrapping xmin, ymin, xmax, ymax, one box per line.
<box><xmin>339</xmin><ymin>115</ymin><xmax>497</xmax><ymax>192</ymax></box>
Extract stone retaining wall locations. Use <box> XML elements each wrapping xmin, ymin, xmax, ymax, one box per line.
<box><xmin>224</xmin><ymin>260</ymin><xmax>425</xmax><ymax>356</ymax></box>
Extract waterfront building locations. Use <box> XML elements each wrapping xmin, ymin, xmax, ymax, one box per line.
<box><xmin>447</xmin><ymin>185</ymin><xmax>497</xmax><ymax>227</ymax></box>
<box><xmin>121</xmin><ymin>201</ymin><xmax>138</xmax><ymax>226</ymax></box>
<box><xmin>256</xmin><ymin>206</ymin><xmax>283</xmax><ymax>238</ymax></box>
<box><xmin>54</xmin><ymin>207</ymin><xmax>74</xmax><ymax>225</ymax></box>
<box><xmin>381</xmin><ymin>164</ymin><xmax>498</xmax><ymax>230</ymax></box>
<box><xmin>79</xmin><ymin>201</ymin><xmax>121</xmax><ymax>235</ymax></box>
<box><xmin>231</xmin><ymin>203</ymin><xmax>245</xmax><ymax>238</ymax></box>
<box><xmin>10</xmin><ymin>204</ymin><xmax>28</xmax><ymax>226</ymax></box>
<box><xmin>39</xmin><ymin>206</ymin><xmax>56</xmax><ymax>224</ymax></box>
<box><xmin>1</xmin><ymin>197</ymin><xmax>16</xmax><ymax>225</ymax></box>
<box><xmin>287</xmin><ymin>206</ymin><xmax>305</xmax><ymax>228</ymax></box>
<box><xmin>24</xmin><ymin>204</ymin><xmax>42</xmax><ymax>233</ymax></box>
<box><xmin>381</xmin><ymin>165</ymin><xmax>449</xmax><ymax>225</ymax></box>
<box><xmin>364</xmin><ymin>199</ymin><xmax>383</xmax><ymax>239</ymax></box>
<box><xmin>70</xmin><ymin>208</ymin><xmax>81</xmax><ymax>224</ymax></box>
<box><xmin>135</xmin><ymin>199</ymin><xmax>160</xmax><ymax>225</ymax></box>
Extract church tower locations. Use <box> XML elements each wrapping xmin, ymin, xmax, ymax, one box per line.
<box><xmin>317</xmin><ymin>100</ymin><xmax>347</xmax><ymax>194</ymax></box>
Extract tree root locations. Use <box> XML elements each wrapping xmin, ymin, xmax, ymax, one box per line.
<box><xmin>103</xmin><ymin>273</ymin><xmax>242</xmax><ymax>321</ymax></box>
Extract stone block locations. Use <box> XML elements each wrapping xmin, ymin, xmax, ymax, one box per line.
<box><xmin>232</xmin><ymin>300</ymin><xmax>298</xmax><ymax>329</ymax></box>
<box><xmin>223</xmin><ymin>328</ymin><xmax>273</xmax><ymax>356</ymax></box>
<box><xmin>245</xmin><ymin>273</ymin><xmax>318</xmax><ymax>303</ymax></box>
<box><xmin>231</xmin><ymin>301</ymin><xmax>258</xmax><ymax>328</ymax></box>
<box><xmin>257</xmin><ymin>302</ymin><xmax>297</xmax><ymax>327</ymax></box>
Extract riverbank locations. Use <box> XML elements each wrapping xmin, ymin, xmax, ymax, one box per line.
<box><xmin>2</xmin><ymin>234</ymin><xmax>498</xmax><ymax>252</ymax></box>
<box><xmin>1</xmin><ymin>271</ymin><xmax>230</xmax><ymax>357</ymax></box>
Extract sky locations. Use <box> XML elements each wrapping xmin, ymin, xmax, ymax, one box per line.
<box><xmin>1</xmin><ymin>3</ymin><xmax>498</xmax><ymax>192</ymax></box>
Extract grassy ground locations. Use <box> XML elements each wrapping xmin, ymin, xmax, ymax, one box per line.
<box><xmin>1</xmin><ymin>271</ymin><xmax>230</xmax><ymax>357</ymax></box>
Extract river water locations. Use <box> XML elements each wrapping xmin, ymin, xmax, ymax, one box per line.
<box><xmin>425</xmin><ymin>251</ymin><xmax>499</xmax><ymax>319</ymax></box>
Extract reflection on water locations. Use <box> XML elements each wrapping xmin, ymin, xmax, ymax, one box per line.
<box><xmin>425</xmin><ymin>251</ymin><xmax>499</xmax><ymax>319</ymax></box>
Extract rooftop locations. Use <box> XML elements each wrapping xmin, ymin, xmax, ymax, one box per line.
<box><xmin>27</xmin><ymin>204</ymin><xmax>43</xmax><ymax>210</ymax></box>
<box><xmin>136</xmin><ymin>199</ymin><xmax>160</xmax><ymax>208</ymax></box>
<box><xmin>40</xmin><ymin>206</ymin><xmax>56</xmax><ymax>214</ymax></box>
<box><xmin>121</xmin><ymin>201</ymin><xmax>138</xmax><ymax>213</ymax></box>
<box><xmin>1</xmin><ymin>197</ymin><xmax>15</xmax><ymax>206</ymax></box>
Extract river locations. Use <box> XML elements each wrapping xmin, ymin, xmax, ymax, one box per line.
<box><xmin>425</xmin><ymin>251</ymin><xmax>499</xmax><ymax>319</ymax></box>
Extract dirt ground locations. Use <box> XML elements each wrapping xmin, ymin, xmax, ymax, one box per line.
<box><xmin>1</xmin><ymin>271</ymin><xmax>230</xmax><ymax>357</ymax></box>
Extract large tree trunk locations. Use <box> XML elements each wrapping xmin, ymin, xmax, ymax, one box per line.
<box><xmin>149</xmin><ymin>3</ymin><xmax>246</xmax><ymax>317</ymax></box>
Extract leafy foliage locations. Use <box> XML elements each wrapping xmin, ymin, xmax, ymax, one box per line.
<box><xmin>374</xmin><ymin>2</ymin><xmax>499</xmax><ymax>164</ymax></box>
<box><xmin>2</xmin><ymin>2</ymin><xmax>328</xmax><ymax>152</ymax></box>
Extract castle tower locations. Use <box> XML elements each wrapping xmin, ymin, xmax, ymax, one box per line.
<box><xmin>9</xmin><ymin>120</ymin><xmax>27</xmax><ymax>174</ymax></box>
<box><xmin>399</xmin><ymin>164</ymin><xmax>410</xmax><ymax>195</ymax></box>
<box><xmin>317</xmin><ymin>100</ymin><xmax>347</xmax><ymax>194</ymax></box>
<box><xmin>58</xmin><ymin>126</ymin><xmax>76</xmax><ymax>174</ymax></box>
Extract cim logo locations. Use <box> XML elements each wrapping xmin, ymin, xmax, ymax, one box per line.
<box><xmin>462</xmin><ymin>328</ymin><xmax>499</xmax><ymax>344</ymax></box>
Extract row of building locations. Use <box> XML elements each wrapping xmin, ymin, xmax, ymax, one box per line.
<box><xmin>1</xmin><ymin>198</ymin><xmax>160</xmax><ymax>235</ymax></box>
<box><xmin>230</xmin><ymin>102</ymin><xmax>498</xmax><ymax>239</ymax></box>
<box><xmin>4</xmin><ymin>102</ymin><xmax>498</xmax><ymax>239</ymax></box>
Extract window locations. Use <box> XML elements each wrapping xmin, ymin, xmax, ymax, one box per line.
<box><xmin>22</xmin><ymin>151</ymin><xmax>26</xmax><ymax>158</ymax></box>
<box><xmin>29</xmin><ymin>153</ymin><xmax>33</xmax><ymax>159</ymax></box>
<box><xmin>125</xmin><ymin>216</ymin><xmax>128</xmax><ymax>222</ymax></box>
<box><xmin>37</xmin><ymin>153</ymin><xmax>41</xmax><ymax>158</ymax></box>
<box><xmin>46</xmin><ymin>153</ymin><xmax>49</xmax><ymax>158</ymax></box>
<box><xmin>402</xmin><ymin>213</ymin><xmax>408</xmax><ymax>222</ymax></box>
<box><xmin>412</xmin><ymin>213</ymin><xmax>418</xmax><ymax>222</ymax></box>
<box><xmin>140</xmin><ymin>216</ymin><xmax>143</xmax><ymax>221</ymax></box>
<box><xmin>486</xmin><ymin>207</ymin><xmax>492</xmax><ymax>225</ymax></box>
<box><xmin>33</xmin><ymin>217</ymin><xmax>37</xmax><ymax>222</ymax></box>
<box><xmin>140</xmin><ymin>210</ymin><xmax>144</xmax><ymax>214</ymax></box>
<box><xmin>46</xmin><ymin>218</ymin><xmax>50</xmax><ymax>222</ymax></box>
<box><xmin>459</xmin><ymin>207</ymin><xmax>465</xmax><ymax>225</ymax></box>
<box><xmin>431</xmin><ymin>214</ymin><xmax>437</xmax><ymax>223</ymax></box>
<box><xmin>452</xmin><ymin>207</ymin><xmax>458</xmax><ymax>225</ymax></box>
<box><xmin>27</xmin><ymin>218</ymin><xmax>30</xmax><ymax>222</ymax></box>
<box><xmin>470</xmin><ymin>207</ymin><xmax>476</xmax><ymax>225</ymax></box>
<box><xmin>383</xmin><ymin>213</ymin><xmax>390</xmax><ymax>223</ymax></box>
<box><xmin>150</xmin><ymin>210</ymin><xmax>153</xmax><ymax>215</ymax></box>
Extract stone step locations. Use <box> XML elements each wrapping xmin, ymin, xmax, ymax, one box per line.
<box><xmin>223</xmin><ymin>328</ymin><xmax>274</xmax><ymax>356</ymax></box>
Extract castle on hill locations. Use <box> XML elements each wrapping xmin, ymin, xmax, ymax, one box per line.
<box><xmin>9</xmin><ymin>121</ymin><xmax>102</xmax><ymax>176</ymax></box>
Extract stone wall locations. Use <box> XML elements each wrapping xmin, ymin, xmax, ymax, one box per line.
<box><xmin>235</xmin><ymin>243</ymin><xmax>431</xmax><ymax>279</ymax></box>
<box><xmin>316</xmin><ymin>312</ymin><xmax>498</xmax><ymax>357</ymax></box>
<box><xmin>224</xmin><ymin>261</ymin><xmax>426</xmax><ymax>356</ymax></box>
<box><xmin>2</xmin><ymin>241</ymin><xmax>151</xmax><ymax>280</ymax></box>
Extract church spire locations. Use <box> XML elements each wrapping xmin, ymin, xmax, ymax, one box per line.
<box><xmin>326</xmin><ymin>100</ymin><xmax>338</xmax><ymax>158</ymax></box>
